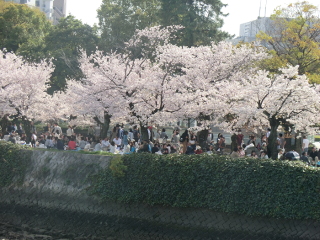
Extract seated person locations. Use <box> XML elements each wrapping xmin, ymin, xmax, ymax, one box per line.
<box><xmin>8</xmin><ymin>134</ymin><xmax>16</xmax><ymax>144</ymax></box>
<box><xmin>45</xmin><ymin>136</ymin><xmax>54</xmax><ymax>148</ymax></box>
<box><xmin>129</xmin><ymin>141</ymin><xmax>136</xmax><ymax>153</ymax></box>
<box><xmin>309</xmin><ymin>147</ymin><xmax>318</xmax><ymax>161</ymax></box>
<box><xmin>278</xmin><ymin>149</ymin><xmax>284</xmax><ymax>160</ymax></box>
<box><xmin>162</xmin><ymin>144</ymin><xmax>168</xmax><ymax>153</ymax></box>
<box><xmin>109</xmin><ymin>141</ymin><xmax>116</xmax><ymax>153</ymax></box>
<box><xmin>84</xmin><ymin>143</ymin><xmax>91</xmax><ymax>151</ymax></box>
<box><xmin>300</xmin><ymin>151</ymin><xmax>310</xmax><ymax>165</ymax></box>
<box><xmin>94</xmin><ymin>140</ymin><xmax>102</xmax><ymax>151</ymax></box>
<box><xmin>162</xmin><ymin>147</ymin><xmax>169</xmax><ymax>155</ymax></box>
<box><xmin>195</xmin><ymin>146</ymin><xmax>203</xmax><ymax>154</ymax></box>
<box><xmin>238</xmin><ymin>146</ymin><xmax>245</xmax><ymax>157</ymax></box>
<box><xmin>113</xmin><ymin>136</ymin><xmax>122</xmax><ymax>148</ymax></box>
<box><xmin>78</xmin><ymin>137</ymin><xmax>87</xmax><ymax>150</ymax></box>
<box><xmin>101</xmin><ymin>137</ymin><xmax>110</xmax><ymax>151</ymax></box>
<box><xmin>250</xmin><ymin>151</ymin><xmax>258</xmax><ymax>158</ymax></box>
<box><xmin>230</xmin><ymin>147</ymin><xmax>239</xmax><ymax>158</ymax></box>
<box><xmin>152</xmin><ymin>143</ymin><xmax>160</xmax><ymax>154</ymax></box>
<box><xmin>139</xmin><ymin>141</ymin><xmax>150</xmax><ymax>153</ymax></box>
<box><xmin>206</xmin><ymin>145</ymin><xmax>214</xmax><ymax>154</ymax></box>
<box><xmin>38</xmin><ymin>136</ymin><xmax>46</xmax><ymax>145</ymax></box>
<box><xmin>67</xmin><ymin>136</ymin><xmax>77</xmax><ymax>150</ymax></box>
<box><xmin>56</xmin><ymin>137</ymin><xmax>64</xmax><ymax>150</ymax></box>
<box><xmin>185</xmin><ymin>143</ymin><xmax>195</xmax><ymax>155</ymax></box>
<box><xmin>170</xmin><ymin>145</ymin><xmax>177</xmax><ymax>154</ymax></box>
<box><xmin>20</xmin><ymin>134</ymin><xmax>27</xmax><ymax>142</ymax></box>
<box><xmin>260</xmin><ymin>150</ymin><xmax>269</xmax><ymax>159</ymax></box>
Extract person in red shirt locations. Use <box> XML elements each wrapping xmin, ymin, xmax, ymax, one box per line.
<box><xmin>67</xmin><ymin>136</ymin><xmax>77</xmax><ymax>150</ymax></box>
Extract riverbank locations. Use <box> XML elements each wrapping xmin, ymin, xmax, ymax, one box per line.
<box><xmin>1</xmin><ymin>147</ymin><xmax>320</xmax><ymax>239</ymax></box>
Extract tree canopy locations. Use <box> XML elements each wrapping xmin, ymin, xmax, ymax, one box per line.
<box><xmin>0</xmin><ymin>1</ymin><xmax>51</xmax><ymax>59</ymax></box>
<box><xmin>43</xmin><ymin>15</ymin><xmax>99</xmax><ymax>93</ymax></box>
<box><xmin>257</xmin><ymin>1</ymin><xmax>320</xmax><ymax>83</ymax></box>
<box><xmin>159</xmin><ymin>0</ymin><xmax>230</xmax><ymax>46</ymax></box>
<box><xmin>97</xmin><ymin>0</ymin><xmax>231</xmax><ymax>52</ymax></box>
<box><xmin>97</xmin><ymin>0</ymin><xmax>161</xmax><ymax>52</ymax></box>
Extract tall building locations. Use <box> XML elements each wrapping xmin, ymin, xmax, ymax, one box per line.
<box><xmin>4</xmin><ymin>0</ymin><xmax>66</xmax><ymax>25</ymax></box>
<box><xmin>239</xmin><ymin>17</ymin><xmax>273</xmax><ymax>38</ymax></box>
<box><xmin>231</xmin><ymin>17</ymin><xmax>274</xmax><ymax>48</ymax></box>
<box><xmin>52</xmin><ymin>0</ymin><xmax>67</xmax><ymax>25</ymax></box>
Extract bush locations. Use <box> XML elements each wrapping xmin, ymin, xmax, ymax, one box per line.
<box><xmin>0</xmin><ymin>142</ymin><xmax>31</xmax><ymax>186</ymax></box>
<box><xmin>89</xmin><ymin>153</ymin><xmax>320</xmax><ymax>221</ymax></box>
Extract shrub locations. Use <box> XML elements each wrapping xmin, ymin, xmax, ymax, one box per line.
<box><xmin>89</xmin><ymin>153</ymin><xmax>320</xmax><ymax>221</ymax></box>
<box><xmin>0</xmin><ymin>142</ymin><xmax>31</xmax><ymax>186</ymax></box>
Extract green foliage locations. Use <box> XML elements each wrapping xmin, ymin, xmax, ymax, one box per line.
<box><xmin>257</xmin><ymin>2</ymin><xmax>320</xmax><ymax>76</ymax></box>
<box><xmin>43</xmin><ymin>15</ymin><xmax>99</xmax><ymax>93</ymax></box>
<box><xmin>98</xmin><ymin>0</ymin><xmax>231</xmax><ymax>52</ymax></box>
<box><xmin>0</xmin><ymin>2</ymin><xmax>51</xmax><ymax>59</ymax></box>
<box><xmin>109</xmin><ymin>155</ymin><xmax>127</xmax><ymax>177</ymax></box>
<box><xmin>159</xmin><ymin>0</ymin><xmax>231</xmax><ymax>46</ymax></box>
<box><xmin>0</xmin><ymin>141</ymin><xmax>31</xmax><ymax>186</ymax></box>
<box><xmin>90</xmin><ymin>153</ymin><xmax>320</xmax><ymax>220</ymax></box>
<box><xmin>98</xmin><ymin>0</ymin><xmax>160</xmax><ymax>52</ymax></box>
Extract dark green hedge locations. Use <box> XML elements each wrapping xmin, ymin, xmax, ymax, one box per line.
<box><xmin>90</xmin><ymin>153</ymin><xmax>320</xmax><ymax>221</ymax></box>
<box><xmin>0</xmin><ymin>142</ymin><xmax>31</xmax><ymax>187</ymax></box>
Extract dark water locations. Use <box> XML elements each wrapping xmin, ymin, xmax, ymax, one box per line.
<box><xmin>0</xmin><ymin>222</ymin><xmax>68</xmax><ymax>239</ymax></box>
<box><xmin>0</xmin><ymin>203</ymin><xmax>308</xmax><ymax>240</ymax></box>
<box><xmin>0</xmin><ymin>221</ymin><xmax>113</xmax><ymax>240</ymax></box>
<box><xmin>0</xmin><ymin>221</ymin><xmax>297</xmax><ymax>240</ymax></box>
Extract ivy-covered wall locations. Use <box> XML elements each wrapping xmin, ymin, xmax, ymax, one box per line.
<box><xmin>91</xmin><ymin>153</ymin><xmax>320</xmax><ymax>221</ymax></box>
<box><xmin>0</xmin><ymin>142</ymin><xmax>31</xmax><ymax>187</ymax></box>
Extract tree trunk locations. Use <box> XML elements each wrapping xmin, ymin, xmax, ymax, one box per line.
<box><xmin>0</xmin><ymin>114</ymin><xmax>10</xmax><ymax>135</ymax></box>
<box><xmin>267</xmin><ymin>118</ymin><xmax>280</xmax><ymax>160</ymax></box>
<box><xmin>140</xmin><ymin>124</ymin><xmax>149</xmax><ymax>142</ymax></box>
<box><xmin>187</xmin><ymin>118</ymin><xmax>191</xmax><ymax>128</ymax></box>
<box><xmin>294</xmin><ymin>131</ymin><xmax>302</xmax><ymax>152</ymax></box>
<box><xmin>100</xmin><ymin>112</ymin><xmax>111</xmax><ymax>139</ymax></box>
<box><xmin>22</xmin><ymin>118</ymin><xmax>31</xmax><ymax>144</ymax></box>
<box><xmin>197</xmin><ymin>129</ymin><xmax>208</xmax><ymax>150</ymax></box>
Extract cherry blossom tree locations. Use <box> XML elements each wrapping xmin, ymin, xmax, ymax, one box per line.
<box><xmin>61</xmin><ymin>26</ymin><xmax>191</xmax><ymax>139</ymax></box>
<box><xmin>63</xmin><ymin>26</ymin><xmax>271</xmax><ymax>140</ymax></box>
<box><xmin>0</xmin><ymin>50</ymin><xmax>53</xmax><ymax>139</ymax></box>
<box><xmin>168</xmin><ymin>42</ymin><xmax>269</xmax><ymax>145</ymax></box>
<box><xmin>212</xmin><ymin>65</ymin><xmax>320</xmax><ymax>159</ymax></box>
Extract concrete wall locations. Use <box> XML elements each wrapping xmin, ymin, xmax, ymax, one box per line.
<box><xmin>0</xmin><ymin>151</ymin><xmax>319</xmax><ymax>239</ymax></box>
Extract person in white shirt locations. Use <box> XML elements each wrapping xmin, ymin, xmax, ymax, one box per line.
<box><xmin>128</xmin><ymin>129</ymin><xmax>134</xmax><ymax>142</ymax></box>
<box><xmin>94</xmin><ymin>139</ymin><xmax>102</xmax><ymax>152</ymax></box>
<box><xmin>109</xmin><ymin>142</ymin><xmax>116</xmax><ymax>153</ymax></box>
<box><xmin>66</xmin><ymin>126</ymin><xmax>74</xmax><ymax>139</ymax></box>
<box><xmin>52</xmin><ymin>123</ymin><xmax>62</xmax><ymax>137</ymax></box>
<box><xmin>302</xmin><ymin>135</ymin><xmax>309</xmax><ymax>153</ymax></box>
<box><xmin>31</xmin><ymin>132</ymin><xmax>37</xmax><ymax>147</ymax></box>
<box><xmin>101</xmin><ymin>137</ymin><xmax>110</xmax><ymax>151</ymax></box>
<box><xmin>113</xmin><ymin>137</ymin><xmax>122</xmax><ymax>147</ymax></box>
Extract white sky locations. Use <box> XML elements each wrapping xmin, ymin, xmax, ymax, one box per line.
<box><xmin>66</xmin><ymin>0</ymin><xmax>320</xmax><ymax>37</ymax></box>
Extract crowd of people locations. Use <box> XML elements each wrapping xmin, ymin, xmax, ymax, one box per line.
<box><xmin>1</xmin><ymin>122</ymin><xmax>318</xmax><ymax>164</ymax></box>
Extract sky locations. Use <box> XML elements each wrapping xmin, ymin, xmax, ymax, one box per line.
<box><xmin>66</xmin><ymin>0</ymin><xmax>320</xmax><ymax>37</ymax></box>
